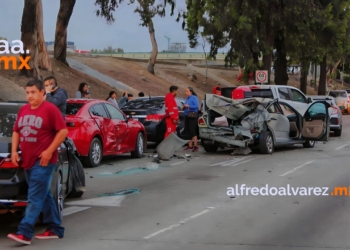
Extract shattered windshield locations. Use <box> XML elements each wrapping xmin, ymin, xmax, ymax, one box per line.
<box><xmin>122</xmin><ymin>98</ymin><xmax>165</xmax><ymax>110</ymax></box>
<box><xmin>0</xmin><ymin>105</ymin><xmax>21</xmax><ymax>138</ymax></box>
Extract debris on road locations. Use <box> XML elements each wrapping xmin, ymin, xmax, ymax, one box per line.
<box><xmin>156</xmin><ymin>132</ymin><xmax>189</xmax><ymax>160</ymax></box>
<box><xmin>231</xmin><ymin>147</ymin><xmax>252</xmax><ymax>155</ymax></box>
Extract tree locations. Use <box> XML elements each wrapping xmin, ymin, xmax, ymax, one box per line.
<box><xmin>20</xmin><ymin>0</ymin><xmax>40</xmax><ymax>78</ymax></box>
<box><xmin>36</xmin><ymin>0</ymin><xmax>51</xmax><ymax>71</ymax></box>
<box><xmin>200</xmin><ymin>35</ymin><xmax>208</xmax><ymax>78</ymax></box>
<box><xmin>94</xmin><ymin>0</ymin><xmax>175</xmax><ymax>74</ymax></box>
<box><xmin>54</xmin><ymin>0</ymin><xmax>76</xmax><ymax>65</ymax></box>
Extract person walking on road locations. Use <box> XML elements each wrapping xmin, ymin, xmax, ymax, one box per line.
<box><xmin>106</xmin><ymin>91</ymin><xmax>119</xmax><ymax>108</ymax></box>
<box><xmin>183</xmin><ymin>87</ymin><xmax>200</xmax><ymax>152</ymax></box>
<box><xmin>43</xmin><ymin>76</ymin><xmax>68</xmax><ymax>120</ymax></box>
<box><xmin>7</xmin><ymin>79</ymin><xmax>68</xmax><ymax>245</ymax></box>
<box><xmin>164</xmin><ymin>86</ymin><xmax>179</xmax><ymax>138</ymax></box>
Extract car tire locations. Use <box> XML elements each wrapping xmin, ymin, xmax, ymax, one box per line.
<box><xmin>68</xmin><ymin>188</ymin><xmax>84</xmax><ymax>198</ymax></box>
<box><xmin>83</xmin><ymin>138</ymin><xmax>102</xmax><ymax>168</ymax></box>
<box><xmin>334</xmin><ymin>126</ymin><xmax>342</xmax><ymax>137</ymax></box>
<box><xmin>53</xmin><ymin>171</ymin><xmax>64</xmax><ymax>221</ymax></box>
<box><xmin>259</xmin><ymin>131</ymin><xmax>274</xmax><ymax>154</ymax></box>
<box><xmin>131</xmin><ymin>132</ymin><xmax>144</xmax><ymax>158</ymax></box>
<box><xmin>203</xmin><ymin>144</ymin><xmax>218</xmax><ymax>152</ymax></box>
<box><xmin>303</xmin><ymin>140</ymin><xmax>315</xmax><ymax>148</ymax></box>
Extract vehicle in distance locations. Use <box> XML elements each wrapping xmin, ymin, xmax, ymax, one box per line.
<box><xmin>0</xmin><ymin>102</ymin><xmax>84</xmax><ymax>219</ymax></box>
<box><xmin>66</xmin><ymin>99</ymin><xmax>147</xmax><ymax>168</ymax></box>
<box><xmin>328</xmin><ymin>90</ymin><xmax>350</xmax><ymax>114</ymax></box>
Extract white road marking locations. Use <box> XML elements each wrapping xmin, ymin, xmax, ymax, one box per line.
<box><xmin>210</xmin><ymin>156</ymin><xmax>254</xmax><ymax>167</ymax></box>
<box><xmin>280</xmin><ymin>160</ymin><xmax>315</xmax><ymax>177</ymax></box>
<box><xmin>64</xmin><ymin>196</ymin><xmax>126</xmax><ymax>207</ymax></box>
<box><xmin>171</xmin><ymin>161</ymin><xmax>186</xmax><ymax>166</ymax></box>
<box><xmin>63</xmin><ymin>206</ymin><xmax>91</xmax><ymax>216</ymax></box>
<box><xmin>143</xmin><ymin>207</ymin><xmax>216</xmax><ymax>239</ymax></box>
<box><xmin>335</xmin><ymin>144</ymin><xmax>348</xmax><ymax>150</ymax></box>
<box><xmin>230</xmin><ymin>158</ymin><xmax>255</xmax><ymax>167</ymax></box>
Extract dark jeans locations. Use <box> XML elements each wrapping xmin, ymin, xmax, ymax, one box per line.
<box><xmin>17</xmin><ymin>160</ymin><xmax>65</xmax><ymax>239</ymax></box>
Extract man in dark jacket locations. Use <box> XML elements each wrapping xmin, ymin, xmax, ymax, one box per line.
<box><xmin>44</xmin><ymin>76</ymin><xmax>68</xmax><ymax>120</ymax></box>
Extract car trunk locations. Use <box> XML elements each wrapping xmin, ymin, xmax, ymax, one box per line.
<box><xmin>122</xmin><ymin>109</ymin><xmax>149</xmax><ymax>125</ymax></box>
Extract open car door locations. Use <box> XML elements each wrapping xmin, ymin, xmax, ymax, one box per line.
<box><xmin>302</xmin><ymin>101</ymin><xmax>330</xmax><ymax>141</ymax></box>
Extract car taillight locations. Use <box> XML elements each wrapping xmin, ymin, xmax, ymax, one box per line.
<box><xmin>0</xmin><ymin>157</ymin><xmax>21</xmax><ymax>169</ymax></box>
<box><xmin>146</xmin><ymin>114</ymin><xmax>165</xmax><ymax>122</ymax></box>
<box><xmin>198</xmin><ymin>117</ymin><xmax>206</xmax><ymax>125</ymax></box>
<box><xmin>66</xmin><ymin>120</ymin><xmax>85</xmax><ymax>127</ymax></box>
<box><xmin>250</xmin><ymin>86</ymin><xmax>260</xmax><ymax>89</ymax></box>
<box><xmin>331</xmin><ymin>106</ymin><xmax>339</xmax><ymax>114</ymax></box>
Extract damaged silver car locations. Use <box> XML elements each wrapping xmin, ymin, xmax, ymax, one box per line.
<box><xmin>198</xmin><ymin>94</ymin><xmax>330</xmax><ymax>154</ymax></box>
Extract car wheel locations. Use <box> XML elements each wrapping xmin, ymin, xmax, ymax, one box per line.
<box><xmin>334</xmin><ymin>126</ymin><xmax>342</xmax><ymax>137</ymax></box>
<box><xmin>68</xmin><ymin>188</ymin><xmax>84</xmax><ymax>198</ymax></box>
<box><xmin>131</xmin><ymin>132</ymin><xmax>144</xmax><ymax>158</ymax></box>
<box><xmin>203</xmin><ymin>144</ymin><xmax>218</xmax><ymax>152</ymax></box>
<box><xmin>303</xmin><ymin>140</ymin><xmax>315</xmax><ymax>148</ymax></box>
<box><xmin>84</xmin><ymin>138</ymin><xmax>102</xmax><ymax>168</ymax></box>
<box><xmin>259</xmin><ymin>131</ymin><xmax>274</xmax><ymax>154</ymax></box>
<box><xmin>54</xmin><ymin>171</ymin><xmax>64</xmax><ymax>221</ymax></box>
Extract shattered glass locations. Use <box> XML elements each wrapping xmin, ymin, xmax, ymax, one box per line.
<box><xmin>0</xmin><ymin>112</ymin><xmax>18</xmax><ymax>138</ymax></box>
<box><xmin>122</xmin><ymin>97</ymin><xmax>165</xmax><ymax>110</ymax></box>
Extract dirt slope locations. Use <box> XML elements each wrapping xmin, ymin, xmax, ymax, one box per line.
<box><xmin>0</xmin><ymin>58</ymin><xmax>123</xmax><ymax>100</ymax></box>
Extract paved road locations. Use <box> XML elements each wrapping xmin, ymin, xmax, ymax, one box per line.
<box><xmin>1</xmin><ymin>116</ymin><xmax>350</xmax><ymax>249</ymax></box>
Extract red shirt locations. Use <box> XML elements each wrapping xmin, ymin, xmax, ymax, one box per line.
<box><xmin>164</xmin><ymin>93</ymin><xmax>179</xmax><ymax>119</ymax></box>
<box><xmin>13</xmin><ymin>101</ymin><xmax>67</xmax><ymax>169</ymax></box>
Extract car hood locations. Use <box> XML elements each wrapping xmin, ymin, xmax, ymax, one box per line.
<box><xmin>205</xmin><ymin>94</ymin><xmax>271</xmax><ymax>120</ymax></box>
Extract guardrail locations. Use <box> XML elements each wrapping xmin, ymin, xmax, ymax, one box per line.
<box><xmin>90</xmin><ymin>52</ymin><xmax>228</xmax><ymax>60</ymax></box>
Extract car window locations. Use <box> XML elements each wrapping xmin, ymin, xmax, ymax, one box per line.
<box><xmin>267</xmin><ymin>104</ymin><xmax>281</xmax><ymax>114</ymax></box>
<box><xmin>175</xmin><ymin>98</ymin><xmax>184</xmax><ymax>109</ymax></box>
<box><xmin>104</xmin><ymin>103</ymin><xmax>125</xmax><ymax>120</ymax></box>
<box><xmin>66</xmin><ymin>103</ymin><xmax>84</xmax><ymax>115</ymax></box>
<box><xmin>329</xmin><ymin>91</ymin><xmax>347</xmax><ymax>98</ymax></box>
<box><xmin>278</xmin><ymin>88</ymin><xmax>291</xmax><ymax>100</ymax></box>
<box><xmin>0</xmin><ymin>105</ymin><xmax>20</xmax><ymax>137</ymax></box>
<box><xmin>90</xmin><ymin>104</ymin><xmax>109</xmax><ymax>118</ymax></box>
<box><xmin>291</xmin><ymin>89</ymin><xmax>306</xmax><ymax>103</ymax></box>
<box><xmin>306</xmin><ymin>103</ymin><xmax>326</xmax><ymax>117</ymax></box>
<box><xmin>279</xmin><ymin>104</ymin><xmax>295</xmax><ymax>116</ymax></box>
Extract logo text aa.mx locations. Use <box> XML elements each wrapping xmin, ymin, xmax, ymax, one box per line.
<box><xmin>0</xmin><ymin>40</ymin><xmax>30</xmax><ymax>70</ymax></box>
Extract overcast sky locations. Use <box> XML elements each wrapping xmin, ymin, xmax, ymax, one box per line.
<box><xmin>0</xmin><ymin>0</ymin><xmax>222</xmax><ymax>53</ymax></box>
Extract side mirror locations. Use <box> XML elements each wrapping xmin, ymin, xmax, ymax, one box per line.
<box><xmin>307</xmin><ymin>97</ymin><xmax>313</xmax><ymax>104</ymax></box>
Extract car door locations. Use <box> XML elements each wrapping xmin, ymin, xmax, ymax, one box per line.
<box><xmin>89</xmin><ymin>103</ymin><xmax>116</xmax><ymax>153</ymax></box>
<box><xmin>290</xmin><ymin>88</ymin><xmax>309</xmax><ymax>115</ymax></box>
<box><xmin>301</xmin><ymin>101</ymin><xmax>330</xmax><ymax>141</ymax></box>
<box><xmin>104</xmin><ymin>103</ymin><xmax>129</xmax><ymax>151</ymax></box>
<box><xmin>58</xmin><ymin>142</ymin><xmax>69</xmax><ymax>196</ymax></box>
<box><xmin>266</xmin><ymin>102</ymin><xmax>290</xmax><ymax>144</ymax></box>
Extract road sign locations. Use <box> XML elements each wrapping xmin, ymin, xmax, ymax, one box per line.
<box><xmin>255</xmin><ymin>70</ymin><xmax>268</xmax><ymax>84</ymax></box>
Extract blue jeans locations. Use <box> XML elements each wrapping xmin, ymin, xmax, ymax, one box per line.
<box><xmin>17</xmin><ymin>160</ymin><xmax>65</xmax><ymax>239</ymax></box>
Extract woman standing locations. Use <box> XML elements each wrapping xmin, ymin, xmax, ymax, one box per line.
<box><xmin>106</xmin><ymin>91</ymin><xmax>119</xmax><ymax>108</ymax></box>
<box><xmin>183</xmin><ymin>87</ymin><xmax>200</xmax><ymax>152</ymax></box>
<box><xmin>75</xmin><ymin>82</ymin><xmax>91</xmax><ymax>99</ymax></box>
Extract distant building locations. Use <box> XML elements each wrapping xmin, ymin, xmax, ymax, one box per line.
<box><xmin>169</xmin><ymin>43</ymin><xmax>186</xmax><ymax>53</ymax></box>
<box><xmin>45</xmin><ymin>41</ymin><xmax>76</xmax><ymax>52</ymax></box>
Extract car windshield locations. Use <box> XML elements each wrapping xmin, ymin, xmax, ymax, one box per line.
<box><xmin>0</xmin><ymin>105</ymin><xmax>21</xmax><ymax>138</ymax></box>
<box><xmin>122</xmin><ymin>98</ymin><xmax>165</xmax><ymax>110</ymax></box>
<box><xmin>329</xmin><ymin>91</ymin><xmax>347</xmax><ymax>98</ymax></box>
<box><xmin>66</xmin><ymin>103</ymin><xmax>84</xmax><ymax>115</ymax></box>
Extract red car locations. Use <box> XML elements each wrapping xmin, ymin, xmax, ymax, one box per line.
<box><xmin>65</xmin><ymin>99</ymin><xmax>147</xmax><ymax>167</ymax></box>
